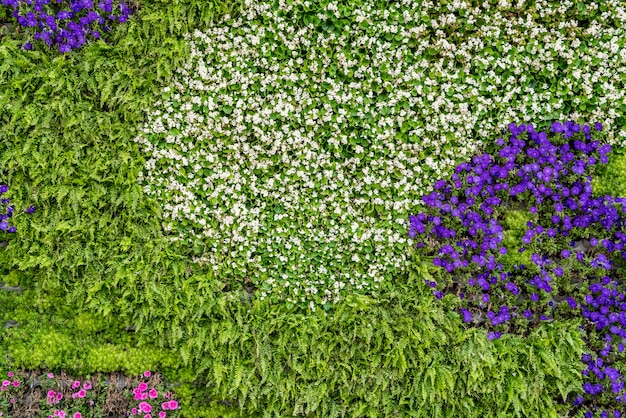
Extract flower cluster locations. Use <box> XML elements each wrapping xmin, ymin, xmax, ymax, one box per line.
<box><xmin>0</xmin><ymin>371</ymin><xmax>20</xmax><ymax>412</ymax></box>
<box><xmin>0</xmin><ymin>185</ymin><xmax>16</xmax><ymax>234</ymax></box>
<box><xmin>43</xmin><ymin>377</ymin><xmax>95</xmax><ymax>417</ymax></box>
<box><xmin>136</xmin><ymin>0</ymin><xmax>626</xmax><ymax>311</ymax></box>
<box><xmin>0</xmin><ymin>183</ymin><xmax>35</xmax><ymax>234</ymax></box>
<box><xmin>0</xmin><ymin>370</ymin><xmax>182</xmax><ymax>418</ymax></box>
<box><xmin>1</xmin><ymin>0</ymin><xmax>133</xmax><ymax>52</ymax></box>
<box><xmin>128</xmin><ymin>371</ymin><xmax>179</xmax><ymax>418</ymax></box>
<box><xmin>409</xmin><ymin>121</ymin><xmax>626</xmax><ymax>416</ymax></box>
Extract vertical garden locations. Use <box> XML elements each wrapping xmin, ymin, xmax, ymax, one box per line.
<box><xmin>2</xmin><ymin>0</ymin><xmax>626</xmax><ymax>416</ymax></box>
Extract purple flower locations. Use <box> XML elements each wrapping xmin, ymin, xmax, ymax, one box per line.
<box><xmin>0</xmin><ymin>221</ymin><xmax>8</xmax><ymax>231</ymax></box>
<box><xmin>461</xmin><ymin>309</ymin><xmax>472</xmax><ymax>323</ymax></box>
<box><xmin>596</xmin><ymin>122</ymin><xmax>604</xmax><ymax>131</ymax></box>
<box><xmin>551</xmin><ymin>122</ymin><xmax>564</xmax><ymax>133</ymax></box>
<box><xmin>26</xmin><ymin>205</ymin><xmax>36</xmax><ymax>214</ymax></box>
<box><xmin>487</xmin><ymin>331</ymin><xmax>501</xmax><ymax>340</ymax></box>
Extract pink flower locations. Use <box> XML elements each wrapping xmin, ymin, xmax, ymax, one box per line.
<box><xmin>138</xmin><ymin>402</ymin><xmax>152</xmax><ymax>413</ymax></box>
<box><xmin>144</xmin><ymin>415</ymin><xmax>151</xmax><ymax>418</ymax></box>
<box><xmin>48</xmin><ymin>390</ymin><xmax>56</xmax><ymax>398</ymax></box>
<box><xmin>159</xmin><ymin>413</ymin><xmax>166</xmax><ymax>418</ymax></box>
<box><xmin>13</xmin><ymin>381</ymin><xmax>20</xmax><ymax>387</ymax></box>
<box><xmin>144</xmin><ymin>370</ymin><xmax>151</xmax><ymax>378</ymax></box>
<box><xmin>72</xmin><ymin>393</ymin><xmax>78</xmax><ymax>399</ymax></box>
<box><xmin>59</xmin><ymin>412</ymin><xmax>66</xmax><ymax>418</ymax></box>
<box><xmin>7</xmin><ymin>372</ymin><xmax>13</xmax><ymax>377</ymax></box>
<box><xmin>165</xmin><ymin>392</ymin><xmax>170</xmax><ymax>399</ymax></box>
<box><xmin>47</xmin><ymin>373</ymin><xmax>54</xmax><ymax>379</ymax></box>
<box><xmin>56</xmin><ymin>392</ymin><xmax>63</xmax><ymax>401</ymax></box>
<box><xmin>73</xmin><ymin>413</ymin><xmax>82</xmax><ymax>418</ymax></box>
<box><xmin>149</xmin><ymin>388</ymin><xmax>158</xmax><ymax>399</ymax></box>
<box><xmin>9</xmin><ymin>399</ymin><xmax>14</xmax><ymax>404</ymax></box>
<box><xmin>78</xmin><ymin>389</ymin><xmax>86</xmax><ymax>398</ymax></box>
<box><xmin>168</xmin><ymin>401</ymin><xmax>178</xmax><ymax>410</ymax></box>
<box><xmin>131</xmin><ymin>408</ymin><xmax>137</xmax><ymax>415</ymax></box>
<box><xmin>83</xmin><ymin>382</ymin><xmax>92</xmax><ymax>390</ymax></box>
<box><xmin>138</xmin><ymin>382</ymin><xmax>148</xmax><ymax>391</ymax></box>
<box><xmin>2</xmin><ymin>380</ymin><xmax>9</xmax><ymax>387</ymax></box>
<box><xmin>161</xmin><ymin>402</ymin><xmax>169</xmax><ymax>410</ymax></box>
<box><xmin>71</xmin><ymin>380</ymin><xmax>81</xmax><ymax>389</ymax></box>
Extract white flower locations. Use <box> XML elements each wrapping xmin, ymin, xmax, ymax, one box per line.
<box><xmin>136</xmin><ymin>0</ymin><xmax>626</xmax><ymax>308</ymax></box>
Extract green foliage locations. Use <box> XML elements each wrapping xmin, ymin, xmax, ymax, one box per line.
<box><xmin>0</xmin><ymin>0</ymin><xmax>246</xmax><ymax>345</ymax></box>
<box><xmin>163</xmin><ymin>264</ymin><xmax>583</xmax><ymax>417</ymax></box>
<box><xmin>0</xmin><ymin>290</ymin><xmax>179</xmax><ymax>377</ymax></box>
<box><xmin>498</xmin><ymin>209</ymin><xmax>533</xmax><ymax>269</ymax></box>
<box><xmin>593</xmin><ymin>152</ymin><xmax>626</xmax><ymax>198</ymax></box>
<box><xmin>0</xmin><ymin>262</ymin><xmax>584</xmax><ymax>416</ymax></box>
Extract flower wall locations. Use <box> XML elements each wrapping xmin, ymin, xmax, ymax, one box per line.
<box><xmin>2</xmin><ymin>0</ymin><xmax>626</xmax><ymax>416</ymax></box>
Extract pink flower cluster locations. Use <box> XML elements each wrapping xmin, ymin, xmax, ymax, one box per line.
<box><xmin>40</xmin><ymin>374</ymin><xmax>92</xmax><ymax>418</ymax></box>
<box><xmin>161</xmin><ymin>400</ymin><xmax>178</xmax><ymax>410</ymax></box>
<box><xmin>70</xmin><ymin>380</ymin><xmax>92</xmax><ymax>399</ymax></box>
<box><xmin>128</xmin><ymin>371</ymin><xmax>179</xmax><ymax>417</ymax></box>
<box><xmin>1</xmin><ymin>380</ymin><xmax>19</xmax><ymax>390</ymax></box>
<box><xmin>47</xmin><ymin>411</ymin><xmax>81</xmax><ymax>418</ymax></box>
<box><xmin>47</xmin><ymin>390</ymin><xmax>64</xmax><ymax>404</ymax></box>
<box><xmin>1</xmin><ymin>372</ymin><xmax>20</xmax><ymax>392</ymax></box>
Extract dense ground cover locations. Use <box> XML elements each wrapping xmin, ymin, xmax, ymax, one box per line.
<box><xmin>1</xmin><ymin>0</ymin><xmax>626</xmax><ymax>416</ymax></box>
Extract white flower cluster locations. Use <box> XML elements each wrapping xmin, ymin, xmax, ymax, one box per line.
<box><xmin>135</xmin><ymin>0</ymin><xmax>626</xmax><ymax>310</ymax></box>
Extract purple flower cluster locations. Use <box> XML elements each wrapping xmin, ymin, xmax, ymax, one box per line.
<box><xmin>1</xmin><ymin>0</ymin><xmax>133</xmax><ymax>52</ymax></box>
<box><xmin>0</xmin><ymin>183</ymin><xmax>36</xmax><ymax>233</ymax></box>
<box><xmin>0</xmin><ymin>184</ymin><xmax>17</xmax><ymax>233</ymax></box>
<box><xmin>409</xmin><ymin>121</ymin><xmax>626</xmax><ymax>415</ymax></box>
